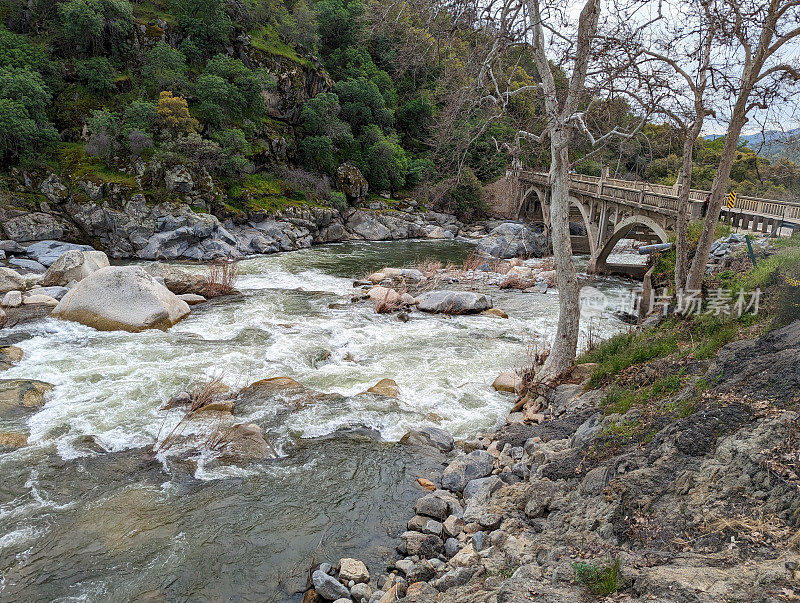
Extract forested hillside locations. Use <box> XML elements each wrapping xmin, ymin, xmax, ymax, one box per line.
<box><xmin>1</xmin><ymin>0</ymin><xmax>799</xmax><ymax>222</ymax></box>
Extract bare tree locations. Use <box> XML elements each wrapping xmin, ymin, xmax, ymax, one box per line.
<box><xmin>636</xmin><ymin>0</ymin><xmax>717</xmax><ymax>290</ymax></box>
<box><xmin>686</xmin><ymin>0</ymin><xmax>800</xmax><ymax>291</ymax></box>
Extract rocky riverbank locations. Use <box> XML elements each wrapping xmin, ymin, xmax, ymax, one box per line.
<box><xmin>305</xmin><ymin>316</ymin><xmax>800</xmax><ymax>602</ymax></box>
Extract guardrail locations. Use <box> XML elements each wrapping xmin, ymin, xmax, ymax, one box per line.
<box><xmin>522</xmin><ymin>170</ymin><xmax>800</xmax><ymax>221</ymax></box>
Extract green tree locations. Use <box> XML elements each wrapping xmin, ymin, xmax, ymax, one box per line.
<box><xmin>316</xmin><ymin>0</ymin><xmax>365</xmax><ymax>71</ymax></box>
<box><xmin>196</xmin><ymin>54</ymin><xmax>266</xmax><ymax>127</ymax></box>
<box><xmin>0</xmin><ymin>26</ymin><xmax>50</xmax><ymax>71</ymax></box>
<box><xmin>362</xmin><ymin>135</ymin><xmax>407</xmax><ymax>193</ymax></box>
<box><xmin>123</xmin><ymin>100</ymin><xmax>157</xmax><ymax>136</ymax></box>
<box><xmin>58</xmin><ymin>0</ymin><xmax>133</xmax><ymax>56</ymax></box>
<box><xmin>179</xmin><ymin>0</ymin><xmax>232</xmax><ymax>62</ymax></box>
<box><xmin>0</xmin><ymin>67</ymin><xmax>58</xmax><ymax>163</ymax></box>
<box><xmin>76</xmin><ymin>57</ymin><xmax>117</xmax><ymax>93</ymax></box>
<box><xmin>142</xmin><ymin>42</ymin><xmax>188</xmax><ymax>94</ymax></box>
<box><xmin>396</xmin><ymin>96</ymin><xmax>432</xmax><ymax>141</ymax></box>
<box><xmin>300</xmin><ymin>92</ymin><xmax>353</xmax><ymax>147</ymax></box>
<box><xmin>211</xmin><ymin>128</ymin><xmax>252</xmax><ymax>177</ymax></box>
<box><xmin>301</xmin><ymin>136</ymin><xmax>336</xmax><ymax>174</ymax></box>
<box><xmin>333</xmin><ymin>77</ymin><xmax>392</xmax><ymax>135</ymax></box>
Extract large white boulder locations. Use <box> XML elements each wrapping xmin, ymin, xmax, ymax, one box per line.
<box><xmin>416</xmin><ymin>290</ymin><xmax>491</xmax><ymax>314</ymax></box>
<box><xmin>41</xmin><ymin>250</ymin><xmax>110</xmax><ymax>287</ymax></box>
<box><xmin>0</xmin><ymin>267</ymin><xmax>25</xmax><ymax>293</ymax></box>
<box><xmin>52</xmin><ymin>266</ymin><xmax>190</xmax><ymax>332</ymax></box>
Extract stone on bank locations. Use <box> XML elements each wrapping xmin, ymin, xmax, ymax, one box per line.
<box><xmin>52</xmin><ymin>266</ymin><xmax>190</xmax><ymax>332</ymax></box>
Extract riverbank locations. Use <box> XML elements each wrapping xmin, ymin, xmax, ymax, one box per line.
<box><xmin>304</xmin><ymin>235</ymin><xmax>800</xmax><ymax>602</ymax></box>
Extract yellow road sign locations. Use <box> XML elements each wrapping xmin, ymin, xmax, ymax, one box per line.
<box><xmin>727</xmin><ymin>191</ymin><xmax>737</xmax><ymax>209</ymax></box>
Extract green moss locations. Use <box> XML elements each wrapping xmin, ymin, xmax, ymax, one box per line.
<box><xmin>250</xmin><ymin>26</ymin><xmax>312</xmax><ymax>68</ymax></box>
<box><xmin>227</xmin><ymin>173</ymin><xmax>325</xmax><ymax>213</ymax></box>
<box><xmin>53</xmin><ymin>143</ymin><xmax>137</xmax><ymax>186</ymax></box>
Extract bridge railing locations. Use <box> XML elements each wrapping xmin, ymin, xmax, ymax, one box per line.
<box><xmin>523</xmin><ymin>170</ymin><xmax>800</xmax><ymax>221</ymax></box>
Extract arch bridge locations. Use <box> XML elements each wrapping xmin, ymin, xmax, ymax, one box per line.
<box><xmin>515</xmin><ymin>169</ymin><xmax>800</xmax><ymax>277</ymax></box>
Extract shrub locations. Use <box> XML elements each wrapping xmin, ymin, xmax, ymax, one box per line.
<box><xmin>156</xmin><ymin>91</ymin><xmax>199</xmax><ymax>138</ymax></box>
<box><xmin>76</xmin><ymin>56</ymin><xmax>117</xmax><ymax>93</ymax></box>
<box><xmin>58</xmin><ymin>0</ymin><xmax>133</xmax><ymax>57</ymax></box>
<box><xmin>328</xmin><ymin>190</ymin><xmax>347</xmax><ymax>210</ymax></box>
<box><xmin>142</xmin><ymin>42</ymin><xmax>188</xmax><ymax>94</ymax></box>
<box><xmin>203</xmin><ymin>260</ymin><xmax>239</xmax><ymax>297</ymax></box>
<box><xmin>301</xmin><ymin>135</ymin><xmax>336</xmax><ymax>175</ymax></box>
<box><xmin>127</xmin><ymin>130</ymin><xmax>153</xmax><ymax>156</ymax></box>
<box><xmin>179</xmin><ymin>0</ymin><xmax>232</xmax><ymax>61</ymax></box>
<box><xmin>0</xmin><ymin>67</ymin><xmax>58</xmax><ymax>164</ymax></box>
<box><xmin>573</xmin><ymin>558</ymin><xmax>621</xmax><ymax>596</ymax></box>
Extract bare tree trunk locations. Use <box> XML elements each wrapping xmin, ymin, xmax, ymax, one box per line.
<box><xmin>673</xmin><ymin>123</ymin><xmax>701</xmax><ymax>289</ymax></box>
<box><xmin>540</xmin><ymin>134</ymin><xmax>580</xmax><ymax>379</ymax></box>
<box><xmin>685</xmin><ymin>104</ymin><xmax>749</xmax><ymax>291</ymax></box>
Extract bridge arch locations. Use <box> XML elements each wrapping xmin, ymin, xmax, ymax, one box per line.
<box><xmin>568</xmin><ymin>196</ymin><xmax>598</xmax><ymax>257</ymax></box>
<box><xmin>591</xmin><ymin>214</ymin><xmax>669</xmax><ymax>274</ymax></box>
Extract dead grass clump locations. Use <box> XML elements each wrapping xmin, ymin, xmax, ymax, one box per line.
<box><xmin>374</xmin><ymin>286</ymin><xmax>407</xmax><ymax>314</ymax></box>
<box><xmin>415</xmin><ymin>258</ymin><xmax>443</xmax><ymax>277</ymax></box>
<box><xmin>513</xmin><ymin>337</ymin><xmax>551</xmax><ymax>407</ymax></box>
<box><xmin>203</xmin><ymin>260</ymin><xmax>239</xmax><ymax>297</ymax></box>
<box><xmin>462</xmin><ymin>251</ymin><xmax>485</xmax><ymax>271</ymax></box>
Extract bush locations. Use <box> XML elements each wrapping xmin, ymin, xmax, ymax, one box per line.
<box><xmin>439</xmin><ymin>167</ymin><xmax>486</xmax><ymax>221</ymax></box>
<box><xmin>301</xmin><ymin>135</ymin><xmax>336</xmax><ymax>175</ymax></box>
<box><xmin>328</xmin><ymin>190</ymin><xmax>347</xmax><ymax>210</ymax></box>
<box><xmin>197</xmin><ymin>54</ymin><xmax>266</xmax><ymax>127</ymax></box>
<box><xmin>58</xmin><ymin>0</ymin><xmax>133</xmax><ymax>57</ymax></box>
<box><xmin>362</xmin><ymin>135</ymin><xmax>407</xmax><ymax>194</ymax></box>
<box><xmin>333</xmin><ymin>77</ymin><xmax>392</xmax><ymax>134</ymax></box>
<box><xmin>127</xmin><ymin>130</ymin><xmax>153</xmax><ymax>156</ymax></box>
<box><xmin>142</xmin><ymin>42</ymin><xmax>188</xmax><ymax>94</ymax></box>
<box><xmin>179</xmin><ymin>0</ymin><xmax>232</xmax><ymax>61</ymax></box>
<box><xmin>573</xmin><ymin>558</ymin><xmax>621</xmax><ymax>596</ymax></box>
<box><xmin>156</xmin><ymin>91</ymin><xmax>199</xmax><ymax>138</ymax></box>
<box><xmin>76</xmin><ymin>56</ymin><xmax>117</xmax><ymax>93</ymax></box>
<box><xmin>0</xmin><ymin>67</ymin><xmax>59</xmax><ymax>164</ymax></box>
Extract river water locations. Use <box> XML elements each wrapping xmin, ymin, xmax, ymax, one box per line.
<box><xmin>0</xmin><ymin>240</ymin><xmax>636</xmax><ymax>602</ymax></box>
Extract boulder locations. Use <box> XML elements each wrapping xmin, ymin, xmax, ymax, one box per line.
<box><xmin>0</xmin><ymin>432</ymin><xmax>28</xmax><ymax>449</ymax></box>
<box><xmin>2</xmin><ymin>290</ymin><xmax>22</xmax><ymax>308</ymax></box>
<box><xmin>401</xmin><ymin>531</ymin><xmax>444</xmax><ymax>558</ymax></box>
<box><xmin>492</xmin><ymin>371</ymin><xmax>521</xmax><ymax>393</ymax></box>
<box><xmin>311</xmin><ymin>569</ymin><xmax>350</xmax><ymax>601</ymax></box>
<box><xmin>336</xmin><ymin>162</ymin><xmax>368</xmax><ymax>202</ymax></box>
<box><xmin>241</xmin><ymin>376</ymin><xmax>303</xmax><ymax>393</ymax></box>
<box><xmin>366</xmin><ymin>378</ymin><xmax>399</xmax><ymax>398</ymax></box>
<box><xmin>400</xmin><ymin>426</ymin><xmax>454</xmax><ymax>452</ymax></box>
<box><xmin>9</xmin><ymin>258</ymin><xmax>46</xmax><ymax>273</ymax></box>
<box><xmin>415</xmin><ymin>493</ymin><xmax>449</xmax><ymax>520</ymax></box>
<box><xmin>39</xmin><ymin>173</ymin><xmax>68</xmax><ymax>203</ymax></box>
<box><xmin>23</xmin><ymin>294</ymin><xmax>58</xmax><ymax>307</ymax></box>
<box><xmin>0</xmin><ymin>379</ymin><xmax>53</xmax><ymax>416</ymax></box>
<box><xmin>416</xmin><ymin>290</ymin><xmax>491</xmax><ymax>314</ymax></box>
<box><xmin>52</xmin><ymin>266</ymin><xmax>190</xmax><ymax>332</ymax></box>
<box><xmin>41</xmin><ymin>250</ymin><xmax>110</xmax><ymax>287</ymax></box>
<box><xmin>442</xmin><ymin>450</ymin><xmax>494</xmax><ymax>492</ymax></box>
<box><xmin>143</xmin><ymin>264</ymin><xmax>207</xmax><ymax>296</ymax></box>
<box><xmin>24</xmin><ymin>241</ymin><xmax>96</xmax><ymax>267</ymax></box>
<box><xmin>177</xmin><ymin>293</ymin><xmax>206</xmax><ymax>305</ymax></box>
<box><xmin>216</xmin><ymin>423</ymin><xmax>275</xmax><ymax>463</ymax></box>
<box><xmin>0</xmin><ymin>346</ymin><xmax>23</xmax><ymax>372</ymax></box>
<box><xmin>476</xmin><ymin>223</ymin><xmax>549</xmax><ymax>259</ymax></box>
<box><xmin>380</xmin><ymin>267</ymin><xmax>425</xmax><ymax>281</ymax></box>
<box><xmin>481</xmin><ymin>308</ymin><xmax>508</xmax><ymax>319</ymax></box>
<box><xmin>366</xmin><ymin>286</ymin><xmax>402</xmax><ymax>306</ymax></box>
<box><xmin>0</xmin><ymin>267</ymin><xmax>25</xmax><ymax>293</ymax></box>
<box><xmin>350</xmin><ymin>582</ymin><xmax>372</xmax><ymax>603</ymax></box>
<box><xmin>27</xmin><ymin>286</ymin><xmax>69</xmax><ymax>300</ymax></box>
<box><xmin>338</xmin><ymin>558</ymin><xmax>370</xmax><ymax>584</ymax></box>
<box><xmin>165</xmin><ymin>165</ymin><xmax>194</xmax><ymax>193</ymax></box>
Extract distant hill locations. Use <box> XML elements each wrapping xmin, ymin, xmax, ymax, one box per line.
<box><xmin>705</xmin><ymin>128</ymin><xmax>800</xmax><ymax>162</ymax></box>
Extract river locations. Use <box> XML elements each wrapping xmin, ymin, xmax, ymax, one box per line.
<box><xmin>0</xmin><ymin>239</ymin><xmax>636</xmax><ymax>602</ymax></box>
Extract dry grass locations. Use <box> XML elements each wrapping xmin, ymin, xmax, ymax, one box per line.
<box><xmin>374</xmin><ymin>285</ymin><xmax>408</xmax><ymax>314</ymax></box>
<box><xmin>514</xmin><ymin>337</ymin><xmax>551</xmax><ymax>406</ymax></box>
<box><xmin>415</xmin><ymin>258</ymin><xmax>443</xmax><ymax>277</ymax></box>
<box><xmin>203</xmin><ymin>260</ymin><xmax>239</xmax><ymax>297</ymax></box>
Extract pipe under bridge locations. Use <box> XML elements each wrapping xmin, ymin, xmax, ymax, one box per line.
<box><xmin>514</xmin><ymin>168</ymin><xmax>800</xmax><ymax>278</ymax></box>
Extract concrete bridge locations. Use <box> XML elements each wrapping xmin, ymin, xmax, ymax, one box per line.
<box><xmin>512</xmin><ymin>169</ymin><xmax>800</xmax><ymax>277</ymax></box>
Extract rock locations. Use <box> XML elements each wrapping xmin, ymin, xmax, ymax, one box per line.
<box><xmin>23</xmin><ymin>294</ymin><xmax>58</xmax><ymax>307</ymax></box>
<box><xmin>476</xmin><ymin>223</ymin><xmax>548</xmax><ymax>259</ymax></box>
<box><xmin>336</xmin><ymin>162</ymin><xmax>368</xmax><ymax>202</ymax></box>
<box><xmin>401</xmin><ymin>531</ymin><xmax>444</xmax><ymax>558</ymax></box>
<box><xmin>39</xmin><ymin>173</ymin><xmax>68</xmax><ymax>203</ymax></box>
<box><xmin>443</xmin><ymin>515</ymin><xmax>465</xmax><ymax>538</ymax></box>
<box><xmin>0</xmin><ymin>307</ymin><xmax>4</xmax><ymax>327</ymax></box>
<box><xmin>416</xmin><ymin>290</ymin><xmax>491</xmax><ymax>314</ymax></box>
<box><xmin>366</xmin><ymin>378</ymin><xmax>399</xmax><ymax>398</ymax></box>
<box><xmin>0</xmin><ymin>432</ymin><xmax>28</xmax><ymax>448</ymax></box>
<box><xmin>380</xmin><ymin>267</ymin><xmax>425</xmax><ymax>282</ymax></box>
<box><xmin>492</xmin><ymin>371</ymin><xmax>521</xmax><ymax>393</ymax></box>
<box><xmin>52</xmin><ymin>266</ymin><xmax>191</xmax><ymax>332</ymax></box>
<box><xmin>415</xmin><ymin>493</ymin><xmax>449</xmax><ymax>520</ymax></box>
<box><xmin>417</xmin><ymin>478</ymin><xmax>436</xmax><ymax>491</ymax></box>
<box><xmin>0</xmin><ymin>268</ymin><xmax>25</xmax><ymax>293</ymax></box>
<box><xmin>216</xmin><ymin>423</ymin><xmax>275</xmax><ymax>463</ymax></box>
<box><xmin>569</xmin><ymin>362</ymin><xmax>596</xmax><ymax>383</ymax></box>
<box><xmin>194</xmin><ymin>401</ymin><xmax>234</xmax><ymax>414</ymax></box>
<box><xmin>444</xmin><ymin>537</ymin><xmax>460</xmax><ymax>558</ymax></box>
<box><xmin>571</xmin><ymin>413</ymin><xmax>602</xmax><ymax>449</ymax></box>
<box><xmin>143</xmin><ymin>264</ymin><xmax>208</xmax><ymax>296</ymax></box>
<box><xmin>0</xmin><ymin>346</ymin><xmax>23</xmax><ymax>372</ymax></box>
<box><xmin>41</xmin><ymin>250</ymin><xmax>110</xmax><ymax>287</ymax></box>
<box><xmin>165</xmin><ymin>165</ymin><xmax>194</xmax><ymax>193</ymax></box>
<box><xmin>2</xmin><ymin>291</ymin><xmax>22</xmax><ymax>308</ymax></box>
<box><xmin>425</xmin><ymin>226</ymin><xmax>451</xmax><ymax>239</ymax></box>
<box><xmin>0</xmin><ymin>240</ymin><xmax>25</xmax><ymax>254</ymax></box>
<box><xmin>177</xmin><ymin>293</ymin><xmax>206</xmax><ymax>305</ymax></box>
<box><xmin>9</xmin><ymin>258</ymin><xmax>46</xmax><ymax>273</ymax></box>
<box><xmin>523</xmin><ymin>408</ymin><xmax>545</xmax><ymax>423</ymax></box>
<box><xmin>24</xmin><ymin>241</ymin><xmax>95</xmax><ymax>267</ymax></box>
<box><xmin>367</xmin><ymin>286</ymin><xmax>402</xmax><ymax>307</ymax></box>
<box><xmin>431</xmin><ymin>567</ymin><xmax>477</xmax><ymax>592</ymax></box>
<box><xmin>400</xmin><ymin>426</ymin><xmax>454</xmax><ymax>452</ymax></box>
<box><xmin>27</xmin><ymin>286</ymin><xmax>69</xmax><ymax>300</ymax></box>
<box><xmin>463</xmin><ymin>475</ymin><xmax>503</xmax><ymax>499</ymax></box>
<box><xmin>338</xmin><ymin>558</ymin><xmax>370</xmax><ymax>584</ymax></box>
<box><xmin>481</xmin><ymin>308</ymin><xmax>508</xmax><ymax>319</ymax></box>
<box><xmin>0</xmin><ymin>379</ymin><xmax>53</xmax><ymax>415</ymax></box>
<box><xmin>580</xmin><ymin>466</ymin><xmax>611</xmax><ymax>495</ymax></box>
<box><xmin>312</xmin><ymin>569</ymin><xmax>350</xmax><ymax>601</ymax></box>
<box><xmin>441</xmin><ymin>450</ymin><xmax>494</xmax><ymax>492</ymax></box>
<box><xmin>350</xmin><ymin>582</ymin><xmax>372</xmax><ymax>603</ymax></box>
